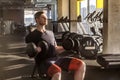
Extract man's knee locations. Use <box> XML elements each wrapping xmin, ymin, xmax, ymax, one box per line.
<box><xmin>68</xmin><ymin>58</ymin><xmax>86</xmax><ymax>71</ymax></box>
<box><xmin>47</xmin><ymin>64</ymin><xmax>61</xmax><ymax>77</ymax></box>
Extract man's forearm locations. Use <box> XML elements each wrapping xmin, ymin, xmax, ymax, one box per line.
<box><xmin>56</xmin><ymin>46</ymin><xmax>65</xmax><ymax>54</ymax></box>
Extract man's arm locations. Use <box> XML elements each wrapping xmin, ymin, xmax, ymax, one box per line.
<box><xmin>25</xmin><ymin>34</ymin><xmax>32</xmax><ymax>43</ymax></box>
<box><xmin>55</xmin><ymin>46</ymin><xmax>65</xmax><ymax>54</ymax></box>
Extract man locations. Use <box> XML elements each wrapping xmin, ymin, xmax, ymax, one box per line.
<box><xmin>25</xmin><ymin>11</ymin><xmax>86</xmax><ymax>80</ymax></box>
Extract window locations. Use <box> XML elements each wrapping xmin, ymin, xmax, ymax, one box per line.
<box><xmin>81</xmin><ymin>0</ymin><xmax>88</xmax><ymax>21</ymax></box>
<box><xmin>89</xmin><ymin>0</ymin><xmax>96</xmax><ymax>13</ymax></box>
<box><xmin>80</xmin><ymin>0</ymin><xmax>97</xmax><ymax>21</ymax></box>
<box><xmin>24</xmin><ymin>10</ymin><xmax>36</xmax><ymax>26</ymax></box>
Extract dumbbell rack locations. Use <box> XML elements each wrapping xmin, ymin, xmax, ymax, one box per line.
<box><xmin>61</xmin><ymin>32</ymin><xmax>101</xmax><ymax>59</ymax></box>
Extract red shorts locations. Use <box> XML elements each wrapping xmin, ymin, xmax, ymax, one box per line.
<box><xmin>55</xmin><ymin>57</ymin><xmax>83</xmax><ymax>71</ymax></box>
<box><xmin>37</xmin><ymin>57</ymin><xmax>83</xmax><ymax>77</ymax></box>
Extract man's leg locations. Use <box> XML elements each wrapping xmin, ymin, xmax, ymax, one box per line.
<box><xmin>47</xmin><ymin>64</ymin><xmax>62</xmax><ymax>80</ymax></box>
<box><xmin>55</xmin><ymin>57</ymin><xmax>86</xmax><ymax>80</ymax></box>
<box><xmin>68</xmin><ymin>58</ymin><xmax>86</xmax><ymax>80</ymax></box>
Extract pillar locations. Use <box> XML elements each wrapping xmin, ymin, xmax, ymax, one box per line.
<box><xmin>57</xmin><ymin>0</ymin><xmax>62</xmax><ymax>19</ymax></box>
<box><xmin>103</xmin><ymin>0</ymin><xmax>120</xmax><ymax>54</ymax></box>
<box><xmin>57</xmin><ymin>0</ymin><xmax>69</xmax><ymax>19</ymax></box>
<box><xmin>69</xmin><ymin>0</ymin><xmax>78</xmax><ymax>32</ymax></box>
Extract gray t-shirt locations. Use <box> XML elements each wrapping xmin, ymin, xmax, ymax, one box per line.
<box><xmin>42</xmin><ymin>30</ymin><xmax>57</xmax><ymax>46</ymax></box>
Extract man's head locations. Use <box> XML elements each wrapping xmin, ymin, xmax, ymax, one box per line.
<box><xmin>34</xmin><ymin>11</ymin><xmax>48</xmax><ymax>26</ymax></box>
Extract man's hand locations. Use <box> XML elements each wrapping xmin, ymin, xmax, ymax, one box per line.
<box><xmin>36</xmin><ymin>47</ymin><xmax>42</xmax><ymax>53</ymax></box>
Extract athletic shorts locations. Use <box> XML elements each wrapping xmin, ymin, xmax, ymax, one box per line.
<box><xmin>36</xmin><ymin>57</ymin><xmax>83</xmax><ymax>76</ymax></box>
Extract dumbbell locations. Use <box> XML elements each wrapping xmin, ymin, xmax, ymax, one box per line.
<box><xmin>72</xmin><ymin>34</ymin><xmax>83</xmax><ymax>51</ymax></box>
<box><xmin>38</xmin><ymin>40</ymin><xmax>49</xmax><ymax>55</ymax></box>
<box><xmin>62</xmin><ymin>32</ymin><xmax>82</xmax><ymax>51</ymax></box>
<box><xmin>26</xmin><ymin>42</ymin><xmax>37</xmax><ymax>58</ymax></box>
<box><xmin>62</xmin><ymin>32</ymin><xmax>75</xmax><ymax>50</ymax></box>
<box><xmin>62</xmin><ymin>32</ymin><xmax>73</xmax><ymax>50</ymax></box>
<box><xmin>25</xmin><ymin>41</ymin><xmax>49</xmax><ymax>58</ymax></box>
<box><xmin>38</xmin><ymin>41</ymin><xmax>56</xmax><ymax>58</ymax></box>
<box><xmin>62</xmin><ymin>31</ymin><xmax>70</xmax><ymax>41</ymax></box>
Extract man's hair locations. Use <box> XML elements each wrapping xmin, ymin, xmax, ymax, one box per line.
<box><xmin>34</xmin><ymin>11</ymin><xmax>45</xmax><ymax>19</ymax></box>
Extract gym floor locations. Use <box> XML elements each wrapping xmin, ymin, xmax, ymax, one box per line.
<box><xmin>0</xmin><ymin>34</ymin><xmax>120</xmax><ymax>80</ymax></box>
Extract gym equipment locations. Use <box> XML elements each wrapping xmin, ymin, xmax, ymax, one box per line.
<box><xmin>57</xmin><ymin>16</ymin><xmax>69</xmax><ymax>32</ymax></box>
<box><xmin>62</xmin><ymin>32</ymin><xmax>81</xmax><ymax>51</ymax></box>
<box><xmin>72</xmin><ymin>34</ymin><xmax>83</xmax><ymax>51</ymax></box>
<box><xmin>62</xmin><ymin>38</ymin><xmax>74</xmax><ymax>50</ymax></box>
<box><xmin>62</xmin><ymin>31</ymin><xmax>70</xmax><ymax>41</ymax></box>
<box><xmin>26</xmin><ymin>42</ymin><xmax>37</xmax><ymax>58</ymax></box>
<box><xmin>62</xmin><ymin>31</ymin><xmax>101</xmax><ymax>59</ymax></box>
<box><xmin>85</xmin><ymin>10</ymin><xmax>103</xmax><ymax>36</ymax></box>
<box><xmin>62</xmin><ymin>32</ymin><xmax>84</xmax><ymax>59</ymax></box>
<box><xmin>38</xmin><ymin>40</ymin><xmax>49</xmax><ymax>55</ymax></box>
<box><xmin>62</xmin><ymin>32</ymin><xmax>84</xmax><ymax>52</ymax></box>
<box><xmin>97</xmin><ymin>54</ymin><xmax>120</xmax><ymax>69</ymax></box>
<box><xmin>25</xmin><ymin>41</ymin><xmax>49</xmax><ymax>58</ymax></box>
<box><xmin>80</xmin><ymin>37</ymin><xmax>99</xmax><ymax>59</ymax></box>
<box><xmin>78</xmin><ymin>10</ymin><xmax>103</xmax><ymax>58</ymax></box>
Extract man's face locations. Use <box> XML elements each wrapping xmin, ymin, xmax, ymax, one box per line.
<box><xmin>36</xmin><ymin>13</ymin><xmax>48</xmax><ymax>26</ymax></box>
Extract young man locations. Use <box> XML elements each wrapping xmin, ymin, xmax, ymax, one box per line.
<box><xmin>25</xmin><ymin>11</ymin><xmax>86</xmax><ymax>80</ymax></box>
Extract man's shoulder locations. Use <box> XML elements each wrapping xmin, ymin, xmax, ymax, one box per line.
<box><xmin>26</xmin><ymin>29</ymin><xmax>42</xmax><ymax>39</ymax></box>
<box><xmin>46</xmin><ymin>30</ymin><xmax>53</xmax><ymax>34</ymax></box>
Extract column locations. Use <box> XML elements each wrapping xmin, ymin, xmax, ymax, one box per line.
<box><xmin>57</xmin><ymin>0</ymin><xmax>69</xmax><ymax>19</ymax></box>
<box><xmin>57</xmin><ymin>0</ymin><xmax>62</xmax><ymax>19</ymax></box>
<box><xmin>103</xmin><ymin>0</ymin><xmax>120</xmax><ymax>54</ymax></box>
<box><xmin>69</xmin><ymin>0</ymin><xmax>78</xmax><ymax>32</ymax></box>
